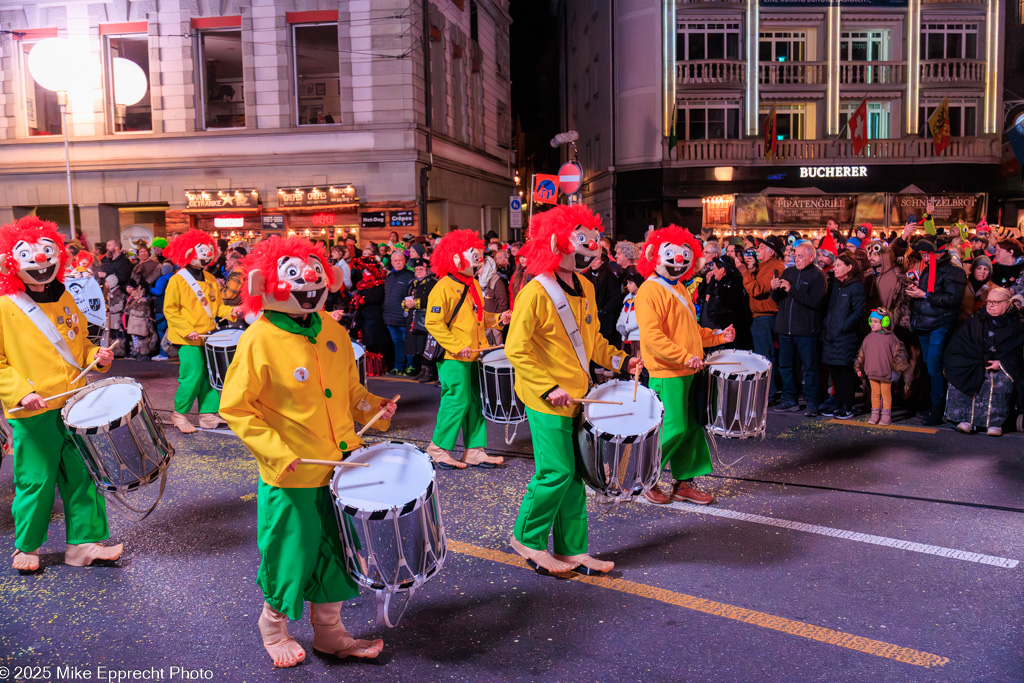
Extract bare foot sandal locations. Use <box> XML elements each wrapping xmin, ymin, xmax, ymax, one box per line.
<box><xmin>12</xmin><ymin>550</ymin><xmax>40</xmax><ymax>572</ymax></box>
<box><xmin>64</xmin><ymin>542</ymin><xmax>124</xmax><ymax>567</ymax></box>
<box><xmin>510</xmin><ymin>536</ymin><xmax>577</xmax><ymax>575</ymax></box>
<box><xmin>311</xmin><ymin>602</ymin><xmax>384</xmax><ymax>659</ymax></box>
<box><xmin>259</xmin><ymin>602</ymin><xmax>306</xmax><ymax>668</ymax></box>
<box><xmin>427</xmin><ymin>443</ymin><xmax>467</xmax><ymax>470</ymax></box>
<box><xmin>553</xmin><ymin>553</ymin><xmax>614</xmax><ymax>576</ymax></box>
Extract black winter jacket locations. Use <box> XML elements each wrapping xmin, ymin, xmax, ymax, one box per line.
<box><xmin>909</xmin><ymin>253</ymin><xmax>967</xmax><ymax>333</ymax></box>
<box><xmin>382</xmin><ymin>269</ymin><xmax>415</xmax><ymax>326</ymax></box>
<box><xmin>821</xmin><ymin>277</ymin><xmax>866</xmax><ymax>365</ymax></box>
<box><xmin>771</xmin><ymin>265</ymin><xmax>828</xmax><ymax>336</ymax></box>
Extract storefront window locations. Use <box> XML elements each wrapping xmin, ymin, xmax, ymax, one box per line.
<box><xmin>919</xmin><ymin>101</ymin><xmax>977</xmax><ymax>137</ymax></box>
<box><xmin>294</xmin><ymin>24</ymin><xmax>340</xmax><ymax>125</ymax></box>
<box><xmin>759</xmin><ymin>31</ymin><xmax>806</xmax><ymax>62</ymax></box>
<box><xmin>923</xmin><ymin>24</ymin><xmax>979</xmax><ymax>60</ymax></box>
<box><xmin>20</xmin><ymin>41</ymin><xmax>61</xmax><ymax>137</ymax></box>
<box><xmin>199</xmin><ymin>31</ymin><xmax>245</xmax><ymax>129</ymax></box>
<box><xmin>106</xmin><ymin>35</ymin><xmax>152</xmax><ymax>132</ymax></box>
<box><xmin>677</xmin><ymin>23</ymin><xmax>741</xmax><ymax>61</ymax></box>
<box><xmin>679</xmin><ymin>103</ymin><xmax>740</xmax><ymax>140</ymax></box>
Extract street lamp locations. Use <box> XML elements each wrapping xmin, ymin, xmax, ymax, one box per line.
<box><xmin>112</xmin><ymin>57</ymin><xmax>147</xmax><ymax>129</ymax></box>
<box><xmin>27</xmin><ymin>38</ymin><xmax>90</xmax><ymax>241</ymax></box>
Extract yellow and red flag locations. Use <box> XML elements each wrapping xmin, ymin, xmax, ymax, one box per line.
<box><xmin>928</xmin><ymin>98</ymin><xmax>952</xmax><ymax>155</ymax></box>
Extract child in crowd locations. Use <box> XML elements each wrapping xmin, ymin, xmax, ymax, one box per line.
<box><xmin>105</xmin><ymin>274</ymin><xmax>127</xmax><ymax>357</ymax></box>
<box><xmin>854</xmin><ymin>307</ymin><xmax>910</xmax><ymax>426</ymax></box>
<box><xmin>616</xmin><ymin>269</ymin><xmax>645</xmax><ymax>357</ymax></box>
<box><xmin>124</xmin><ymin>282</ymin><xmax>154</xmax><ymax>359</ymax></box>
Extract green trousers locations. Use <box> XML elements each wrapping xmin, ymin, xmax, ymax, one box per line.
<box><xmin>256</xmin><ymin>480</ymin><xmax>358</xmax><ymax>620</ymax></box>
<box><xmin>431</xmin><ymin>359</ymin><xmax>486</xmax><ymax>451</ymax></box>
<box><xmin>513</xmin><ymin>408</ymin><xmax>587</xmax><ymax>556</ymax></box>
<box><xmin>11</xmin><ymin>410</ymin><xmax>110</xmax><ymax>552</ymax></box>
<box><xmin>649</xmin><ymin>375</ymin><xmax>712</xmax><ymax>481</ymax></box>
<box><xmin>174</xmin><ymin>345</ymin><xmax>219</xmax><ymax>415</ymax></box>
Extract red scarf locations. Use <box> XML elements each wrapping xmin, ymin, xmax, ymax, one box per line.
<box><xmin>924</xmin><ymin>253</ymin><xmax>937</xmax><ymax>293</ymax></box>
<box><xmin>450</xmin><ymin>273</ymin><xmax>484</xmax><ymax>322</ymax></box>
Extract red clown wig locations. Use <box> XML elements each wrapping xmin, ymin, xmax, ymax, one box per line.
<box><xmin>164</xmin><ymin>229</ymin><xmax>216</xmax><ymax>268</ymax></box>
<box><xmin>520</xmin><ymin>204</ymin><xmax>604</xmax><ymax>276</ymax></box>
<box><xmin>431</xmin><ymin>229</ymin><xmax>485</xmax><ymax>278</ymax></box>
<box><xmin>0</xmin><ymin>216</ymin><xmax>69</xmax><ymax>296</ymax></box>
<box><xmin>240</xmin><ymin>236</ymin><xmax>335</xmax><ymax>315</ymax></box>
<box><xmin>637</xmin><ymin>225</ymin><xmax>703</xmax><ymax>281</ymax></box>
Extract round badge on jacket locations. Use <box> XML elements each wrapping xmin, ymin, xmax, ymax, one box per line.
<box><xmin>294</xmin><ymin>367</ymin><xmax>309</xmax><ymax>382</ymax></box>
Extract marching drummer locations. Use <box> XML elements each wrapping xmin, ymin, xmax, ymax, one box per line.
<box><xmin>635</xmin><ymin>227</ymin><xmax>734</xmax><ymax>506</ymax></box>
<box><xmin>505</xmin><ymin>205</ymin><xmax>639</xmax><ymax>576</ymax></box>
<box><xmin>0</xmin><ymin>217</ymin><xmax>123</xmax><ymax>572</ymax></box>
<box><xmin>424</xmin><ymin>230</ymin><xmax>511</xmax><ymax>470</ymax></box>
<box><xmin>162</xmin><ymin>229</ymin><xmax>243</xmax><ymax>433</ymax></box>
<box><xmin>219</xmin><ymin>236</ymin><xmax>397</xmax><ymax>668</ymax></box>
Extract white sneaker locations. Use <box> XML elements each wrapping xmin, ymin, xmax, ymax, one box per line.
<box><xmin>152</xmin><ymin>353</ymin><xmax>169</xmax><ymax>361</ymax></box>
<box><xmin>987</xmin><ymin>427</ymin><xmax>1002</xmax><ymax>437</ymax></box>
<box><xmin>956</xmin><ymin>422</ymin><xmax>973</xmax><ymax>434</ymax></box>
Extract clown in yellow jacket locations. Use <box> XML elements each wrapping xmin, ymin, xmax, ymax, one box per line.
<box><xmin>635</xmin><ymin>226</ymin><xmax>734</xmax><ymax>506</ymax></box>
<box><xmin>425</xmin><ymin>229</ymin><xmax>511</xmax><ymax>469</ymax></box>
<box><xmin>0</xmin><ymin>217</ymin><xmax>121</xmax><ymax>572</ymax></box>
<box><xmin>505</xmin><ymin>205</ymin><xmax>639</xmax><ymax>576</ymax></box>
<box><xmin>219</xmin><ymin>236</ymin><xmax>396</xmax><ymax>668</ymax></box>
<box><xmin>162</xmin><ymin>229</ymin><xmax>242</xmax><ymax>433</ymax></box>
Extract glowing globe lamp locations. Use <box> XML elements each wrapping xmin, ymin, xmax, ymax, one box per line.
<box><xmin>112</xmin><ymin>57</ymin><xmax>147</xmax><ymax>106</ymax></box>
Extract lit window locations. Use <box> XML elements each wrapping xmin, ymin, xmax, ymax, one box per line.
<box><xmin>294</xmin><ymin>23</ymin><xmax>340</xmax><ymax>125</ymax></box>
<box><xmin>106</xmin><ymin>34</ymin><xmax>151</xmax><ymax>133</ymax></box>
<box><xmin>20</xmin><ymin>41</ymin><xmax>61</xmax><ymax>137</ymax></box>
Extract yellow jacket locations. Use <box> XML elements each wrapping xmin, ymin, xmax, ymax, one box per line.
<box><xmin>636</xmin><ymin>277</ymin><xmax>725</xmax><ymax>378</ymax></box>
<box><xmin>0</xmin><ymin>289</ymin><xmax>109</xmax><ymax>419</ymax></box>
<box><xmin>163</xmin><ymin>269</ymin><xmax>235</xmax><ymax>346</ymax></box>
<box><xmin>505</xmin><ymin>275</ymin><xmax>627</xmax><ymax>418</ymax></box>
<box><xmin>425</xmin><ymin>275</ymin><xmax>503</xmax><ymax>361</ymax></box>
<box><xmin>219</xmin><ymin>312</ymin><xmax>391</xmax><ymax>488</ymax></box>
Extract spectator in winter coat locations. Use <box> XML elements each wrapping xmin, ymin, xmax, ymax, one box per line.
<box><xmin>616</xmin><ymin>269</ymin><xmax>645</xmax><ymax>356</ymax></box>
<box><xmin>586</xmin><ymin>248</ymin><xmax>624</xmax><ymax>347</ymax></box>
<box><xmin>820</xmin><ymin>253</ymin><xmax>866</xmax><ymax>419</ymax></box>
<box><xmin>701</xmin><ymin>257</ymin><xmax>752</xmax><ymax>351</ymax></box>
<box><xmin>130</xmin><ymin>246</ymin><xmax>161</xmax><ymax>287</ymax></box>
<box><xmin>906</xmin><ymin>238</ymin><xmax>968</xmax><ymax>425</ymax></box>
<box><xmin>855</xmin><ymin>308</ymin><xmax>911</xmax><ymax>426</ymax></box>
<box><xmin>478</xmin><ymin>256</ymin><xmax>509</xmax><ymax>346</ymax></box>
<box><xmin>991</xmin><ymin>240</ymin><xmax>1024</xmax><ymax>289</ymax></box>
<box><xmin>382</xmin><ymin>250</ymin><xmax>416</xmax><ymax>375</ymax></box>
<box><xmin>741</xmin><ymin>236</ymin><xmax>785</xmax><ymax>399</ymax></box>
<box><xmin>405</xmin><ymin>258</ymin><xmax>438</xmax><ymax>382</ymax></box>
<box><xmin>770</xmin><ymin>242</ymin><xmax>828</xmax><ymax>415</ymax></box>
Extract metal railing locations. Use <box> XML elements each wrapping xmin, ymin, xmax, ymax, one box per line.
<box><xmin>675</xmin><ymin>136</ymin><xmax>1000</xmax><ymax>165</ymax></box>
<box><xmin>920</xmin><ymin>60</ymin><xmax>986</xmax><ymax>83</ymax></box>
<box><xmin>757</xmin><ymin>61</ymin><xmax>827</xmax><ymax>86</ymax></box>
<box><xmin>676</xmin><ymin>60</ymin><xmax>746</xmax><ymax>85</ymax></box>
<box><xmin>839</xmin><ymin>61</ymin><xmax>906</xmax><ymax>85</ymax></box>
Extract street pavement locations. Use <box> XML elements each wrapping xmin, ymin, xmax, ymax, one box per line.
<box><xmin>1</xmin><ymin>358</ymin><xmax>1022</xmax><ymax>682</ymax></box>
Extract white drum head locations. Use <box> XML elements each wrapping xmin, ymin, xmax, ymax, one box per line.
<box><xmin>206</xmin><ymin>328</ymin><xmax>244</xmax><ymax>348</ymax></box>
<box><xmin>65</xmin><ymin>380</ymin><xmax>142</xmax><ymax>429</ymax></box>
<box><xmin>584</xmin><ymin>380</ymin><xmax>662</xmax><ymax>437</ymax></box>
<box><xmin>351</xmin><ymin>341</ymin><xmax>365</xmax><ymax>361</ymax></box>
<box><xmin>332</xmin><ymin>442</ymin><xmax>433</xmax><ymax>510</ymax></box>
<box><xmin>480</xmin><ymin>348</ymin><xmax>512</xmax><ymax>369</ymax></box>
<box><xmin>705</xmin><ymin>349</ymin><xmax>771</xmax><ymax>378</ymax></box>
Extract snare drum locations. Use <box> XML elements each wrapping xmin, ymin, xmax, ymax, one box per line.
<box><xmin>61</xmin><ymin>377</ymin><xmax>174</xmax><ymax>518</ymax></box>
<box><xmin>203</xmin><ymin>328</ymin><xmax>245</xmax><ymax>391</ymax></box>
<box><xmin>330</xmin><ymin>441</ymin><xmax>445</xmax><ymax>627</ymax></box>
<box><xmin>705</xmin><ymin>349</ymin><xmax>771</xmax><ymax>439</ymax></box>
<box><xmin>577</xmin><ymin>380</ymin><xmax>664</xmax><ymax>506</ymax></box>
<box><xmin>478</xmin><ymin>349</ymin><xmax>526</xmax><ymax>425</ymax></box>
<box><xmin>352</xmin><ymin>340</ymin><xmax>366</xmax><ymax>385</ymax></box>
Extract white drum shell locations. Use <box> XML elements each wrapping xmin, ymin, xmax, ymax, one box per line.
<box><xmin>705</xmin><ymin>349</ymin><xmax>772</xmax><ymax>439</ymax></box>
<box><xmin>330</xmin><ymin>442</ymin><xmax>445</xmax><ymax>593</ymax></box>
<box><xmin>478</xmin><ymin>349</ymin><xmax>526</xmax><ymax>425</ymax></box>
<box><xmin>204</xmin><ymin>328</ymin><xmax>245</xmax><ymax>391</ymax></box>
<box><xmin>352</xmin><ymin>341</ymin><xmax>366</xmax><ymax>386</ymax></box>
<box><xmin>577</xmin><ymin>380</ymin><xmax>664</xmax><ymax>502</ymax></box>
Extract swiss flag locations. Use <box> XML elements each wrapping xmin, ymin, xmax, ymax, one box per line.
<box><xmin>850</xmin><ymin>99</ymin><xmax>868</xmax><ymax>155</ymax></box>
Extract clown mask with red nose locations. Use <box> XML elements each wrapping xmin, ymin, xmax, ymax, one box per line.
<box><xmin>12</xmin><ymin>237</ymin><xmax>61</xmax><ymax>286</ymax></box>
<box><xmin>652</xmin><ymin>241</ymin><xmax>695</xmax><ymax>281</ymax></box>
<box><xmin>248</xmin><ymin>254</ymin><xmax>343</xmax><ymax>316</ymax></box>
<box><xmin>188</xmin><ymin>242</ymin><xmax>214</xmax><ymax>269</ymax></box>
<box><xmin>455</xmin><ymin>247</ymin><xmax>484</xmax><ymax>277</ymax></box>
<box><xmin>559</xmin><ymin>226</ymin><xmax>602</xmax><ymax>272</ymax></box>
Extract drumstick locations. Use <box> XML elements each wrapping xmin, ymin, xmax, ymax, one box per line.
<box><xmin>704</xmin><ymin>362</ymin><xmax>742</xmax><ymax>366</ymax></box>
<box><xmin>570</xmin><ymin>398</ymin><xmax>624</xmax><ymax>406</ymax></box>
<box><xmin>67</xmin><ymin>339</ymin><xmax>120</xmax><ymax>386</ymax></box>
<box><xmin>632</xmin><ymin>358</ymin><xmax>641</xmax><ymax>402</ymax></box>
<box><xmin>356</xmin><ymin>394</ymin><xmax>400</xmax><ymax>437</ymax></box>
<box><xmin>296</xmin><ymin>458</ymin><xmax>369</xmax><ymax>468</ymax></box>
<box><xmin>8</xmin><ymin>387</ymin><xmax>84</xmax><ymax>413</ymax></box>
<box><xmin>473</xmin><ymin>344</ymin><xmax>505</xmax><ymax>353</ymax></box>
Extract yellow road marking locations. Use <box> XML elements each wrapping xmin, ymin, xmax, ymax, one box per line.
<box><xmin>827</xmin><ymin>419</ymin><xmax>938</xmax><ymax>434</ymax></box>
<box><xmin>448</xmin><ymin>540</ymin><xmax>949</xmax><ymax>669</ymax></box>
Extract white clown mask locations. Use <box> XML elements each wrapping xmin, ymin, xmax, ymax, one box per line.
<box><xmin>188</xmin><ymin>242</ymin><xmax>214</xmax><ymax>269</ymax></box>
<box><xmin>558</xmin><ymin>226</ymin><xmax>601</xmax><ymax>272</ymax></box>
<box><xmin>12</xmin><ymin>238</ymin><xmax>61</xmax><ymax>286</ymax></box>
<box><xmin>653</xmin><ymin>242</ymin><xmax>695</xmax><ymax>281</ymax></box>
<box><xmin>248</xmin><ymin>255</ymin><xmax>343</xmax><ymax>316</ymax></box>
<box><xmin>455</xmin><ymin>247</ymin><xmax>484</xmax><ymax>276</ymax></box>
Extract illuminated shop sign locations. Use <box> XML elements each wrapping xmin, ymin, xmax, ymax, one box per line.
<box><xmin>798</xmin><ymin>166</ymin><xmax>868</xmax><ymax>179</ymax></box>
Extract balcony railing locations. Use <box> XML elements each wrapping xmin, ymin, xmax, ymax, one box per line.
<box><xmin>758</xmin><ymin>62</ymin><xmax>827</xmax><ymax>86</ymax></box>
<box><xmin>839</xmin><ymin>61</ymin><xmax>906</xmax><ymax>85</ymax></box>
<box><xmin>920</xmin><ymin>60</ymin><xmax>986</xmax><ymax>83</ymax></box>
<box><xmin>675</xmin><ymin>136</ymin><xmax>999</xmax><ymax>166</ymax></box>
<box><xmin>922</xmin><ymin>0</ymin><xmax>985</xmax><ymax>4</ymax></box>
<box><xmin>675</xmin><ymin>60</ymin><xmax>746</xmax><ymax>86</ymax></box>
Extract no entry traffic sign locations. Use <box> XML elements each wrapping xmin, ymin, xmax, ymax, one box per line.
<box><xmin>558</xmin><ymin>162</ymin><xmax>583</xmax><ymax>195</ymax></box>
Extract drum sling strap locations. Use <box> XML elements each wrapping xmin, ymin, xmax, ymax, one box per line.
<box><xmin>650</xmin><ymin>276</ymin><xmax>695</xmax><ymax>319</ymax></box>
<box><xmin>176</xmin><ymin>268</ymin><xmax>215</xmax><ymax>320</ymax></box>
<box><xmin>535</xmin><ymin>273</ymin><xmax>590</xmax><ymax>378</ymax></box>
<box><xmin>7</xmin><ymin>292</ymin><xmax>84</xmax><ymax>371</ymax></box>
